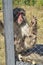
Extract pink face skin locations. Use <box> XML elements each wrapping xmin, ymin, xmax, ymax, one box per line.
<box><xmin>17</xmin><ymin>14</ymin><xmax>23</xmax><ymax>25</ymax></box>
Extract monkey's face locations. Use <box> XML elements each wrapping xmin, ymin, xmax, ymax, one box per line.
<box><xmin>17</xmin><ymin>13</ymin><xmax>26</xmax><ymax>25</ymax></box>
<box><xmin>17</xmin><ymin>14</ymin><xmax>23</xmax><ymax>25</ymax></box>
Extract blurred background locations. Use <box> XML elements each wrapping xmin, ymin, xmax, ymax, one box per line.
<box><xmin>0</xmin><ymin>0</ymin><xmax>43</xmax><ymax>65</ymax></box>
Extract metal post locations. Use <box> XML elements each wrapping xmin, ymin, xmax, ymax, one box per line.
<box><xmin>3</xmin><ymin>0</ymin><xmax>15</xmax><ymax>65</ymax></box>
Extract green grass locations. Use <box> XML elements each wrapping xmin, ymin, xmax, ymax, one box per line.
<box><xmin>0</xmin><ymin>6</ymin><xmax>43</xmax><ymax>65</ymax></box>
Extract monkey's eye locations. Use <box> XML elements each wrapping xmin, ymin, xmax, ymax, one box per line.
<box><xmin>21</xmin><ymin>12</ymin><xmax>25</xmax><ymax>16</ymax></box>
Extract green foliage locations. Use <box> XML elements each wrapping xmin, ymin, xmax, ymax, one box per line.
<box><xmin>13</xmin><ymin>0</ymin><xmax>30</xmax><ymax>5</ymax></box>
<box><xmin>0</xmin><ymin>0</ymin><xmax>43</xmax><ymax>10</ymax></box>
<box><xmin>13</xmin><ymin>0</ymin><xmax>28</xmax><ymax>5</ymax></box>
<box><xmin>24</xmin><ymin>0</ymin><xmax>30</xmax><ymax>5</ymax></box>
<box><xmin>0</xmin><ymin>0</ymin><xmax>2</xmax><ymax>10</ymax></box>
<box><xmin>13</xmin><ymin>0</ymin><xmax>43</xmax><ymax>7</ymax></box>
<box><xmin>30</xmin><ymin>0</ymin><xmax>36</xmax><ymax>6</ymax></box>
<box><xmin>34</xmin><ymin>0</ymin><xmax>43</xmax><ymax>9</ymax></box>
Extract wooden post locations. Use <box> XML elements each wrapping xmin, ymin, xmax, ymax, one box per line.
<box><xmin>3</xmin><ymin>0</ymin><xmax>15</xmax><ymax>65</ymax></box>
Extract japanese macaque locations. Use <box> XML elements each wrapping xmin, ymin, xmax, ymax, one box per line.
<box><xmin>13</xmin><ymin>8</ymin><xmax>37</xmax><ymax>63</ymax></box>
<box><xmin>0</xmin><ymin>8</ymin><xmax>37</xmax><ymax>63</ymax></box>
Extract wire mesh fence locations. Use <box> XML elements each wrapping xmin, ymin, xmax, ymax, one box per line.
<box><xmin>15</xmin><ymin>44</ymin><xmax>43</xmax><ymax>65</ymax></box>
<box><xmin>16</xmin><ymin>61</ymin><xmax>43</xmax><ymax>65</ymax></box>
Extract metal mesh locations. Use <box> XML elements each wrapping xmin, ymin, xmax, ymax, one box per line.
<box><xmin>16</xmin><ymin>44</ymin><xmax>43</xmax><ymax>65</ymax></box>
<box><xmin>16</xmin><ymin>61</ymin><xmax>43</xmax><ymax>65</ymax></box>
